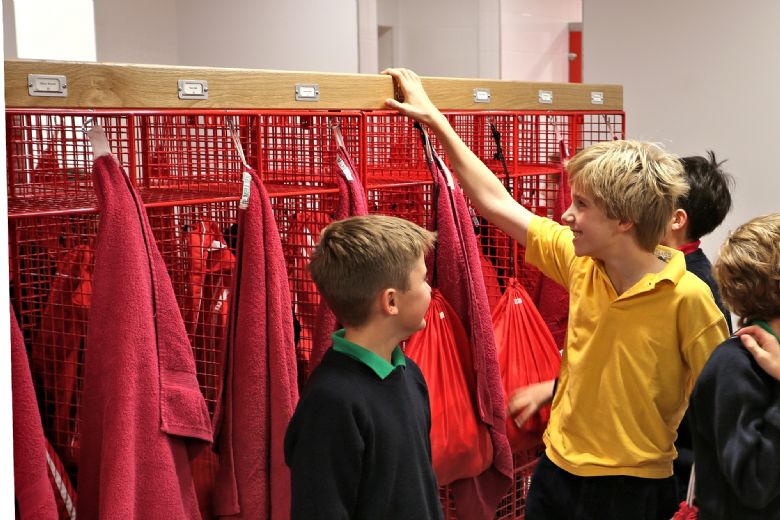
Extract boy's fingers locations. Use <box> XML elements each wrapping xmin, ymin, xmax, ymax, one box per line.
<box><xmin>740</xmin><ymin>334</ymin><xmax>765</xmax><ymax>359</ymax></box>
<box><xmin>513</xmin><ymin>407</ymin><xmax>534</xmax><ymax>428</ymax></box>
<box><xmin>738</xmin><ymin>325</ymin><xmax>779</xmax><ymax>352</ymax></box>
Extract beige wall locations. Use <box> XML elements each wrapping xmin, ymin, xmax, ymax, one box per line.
<box><xmin>584</xmin><ymin>0</ymin><xmax>780</xmax><ymax>277</ymax></box>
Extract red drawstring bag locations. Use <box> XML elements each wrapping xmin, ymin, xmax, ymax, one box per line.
<box><xmin>405</xmin><ymin>289</ymin><xmax>493</xmax><ymax>485</ymax></box>
<box><xmin>492</xmin><ymin>278</ymin><xmax>561</xmax><ymax>452</ymax></box>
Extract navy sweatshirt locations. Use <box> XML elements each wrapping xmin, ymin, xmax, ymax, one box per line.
<box><xmin>685</xmin><ymin>249</ymin><xmax>732</xmax><ymax>333</ymax></box>
<box><xmin>688</xmin><ymin>337</ymin><xmax>780</xmax><ymax>519</ymax></box>
<box><xmin>284</xmin><ymin>348</ymin><xmax>444</xmax><ymax>520</ymax></box>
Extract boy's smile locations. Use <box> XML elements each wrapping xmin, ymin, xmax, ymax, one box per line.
<box><xmin>563</xmin><ymin>189</ymin><xmax>622</xmax><ymax>259</ymax></box>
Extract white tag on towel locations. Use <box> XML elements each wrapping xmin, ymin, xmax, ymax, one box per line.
<box><xmin>336</xmin><ymin>155</ymin><xmax>353</xmax><ymax>181</ymax></box>
<box><xmin>239</xmin><ymin>171</ymin><xmax>252</xmax><ymax>209</ymax></box>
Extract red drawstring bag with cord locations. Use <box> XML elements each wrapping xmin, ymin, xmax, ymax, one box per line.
<box><xmin>672</xmin><ymin>466</ymin><xmax>699</xmax><ymax>519</ymax></box>
<box><xmin>405</xmin><ymin>289</ymin><xmax>493</xmax><ymax>485</ymax></box>
<box><xmin>492</xmin><ymin>278</ymin><xmax>561</xmax><ymax>452</ymax></box>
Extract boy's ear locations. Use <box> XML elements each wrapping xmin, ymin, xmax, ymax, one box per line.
<box><xmin>378</xmin><ymin>287</ymin><xmax>400</xmax><ymax>316</ymax></box>
<box><xmin>670</xmin><ymin>209</ymin><xmax>688</xmax><ymax>232</ymax></box>
<box><xmin>616</xmin><ymin>219</ymin><xmax>634</xmax><ymax>232</ymax></box>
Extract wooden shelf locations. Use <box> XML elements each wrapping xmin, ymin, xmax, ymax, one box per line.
<box><xmin>6</xmin><ymin>59</ymin><xmax>623</xmax><ymax>111</ymax></box>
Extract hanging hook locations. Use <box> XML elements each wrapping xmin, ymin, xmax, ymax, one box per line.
<box><xmin>81</xmin><ymin>116</ymin><xmax>95</xmax><ymax>134</ymax></box>
<box><xmin>331</xmin><ymin>121</ymin><xmax>346</xmax><ymax>150</ymax></box>
<box><xmin>601</xmin><ymin>114</ymin><xmax>619</xmax><ymax>141</ymax></box>
<box><xmin>226</xmin><ymin>116</ymin><xmax>250</xmax><ymax>170</ymax></box>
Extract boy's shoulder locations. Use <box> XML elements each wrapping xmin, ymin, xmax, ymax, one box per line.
<box><xmin>300</xmin><ymin>353</ymin><xmax>367</xmax><ymax>403</ymax></box>
<box><xmin>703</xmin><ymin>336</ymin><xmax>752</xmax><ymax>372</ymax></box>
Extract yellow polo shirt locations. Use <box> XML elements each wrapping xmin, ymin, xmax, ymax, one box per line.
<box><xmin>526</xmin><ymin>216</ymin><xmax>729</xmax><ymax>478</ymax></box>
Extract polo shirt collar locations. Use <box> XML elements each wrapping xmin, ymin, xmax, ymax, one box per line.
<box><xmin>651</xmin><ymin>245</ymin><xmax>686</xmax><ymax>285</ymax></box>
<box><xmin>598</xmin><ymin>245</ymin><xmax>687</xmax><ymax>300</ymax></box>
<box><xmin>331</xmin><ymin>329</ymin><xmax>406</xmax><ymax>379</ymax></box>
<box><xmin>750</xmin><ymin>320</ymin><xmax>780</xmax><ymax>342</ymax></box>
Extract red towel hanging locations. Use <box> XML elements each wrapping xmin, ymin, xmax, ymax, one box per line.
<box><xmin>11</xmin><ymin>307</ymin><xmax>59</xmax><ymax>520</ymax></box>
<box><xmin>79</xmin><ymin>153</ymin><xmax>212</xmax><ymax>520</ymax></box>
<box><xmin>212</xmin><ymin>166</ymin><xmax>298</xmax><ymax>520</ymax></box>
<box><xmin>417</xmin><ymin>125</ymin><xmax>512</xmax><ymax>520</ymax></box>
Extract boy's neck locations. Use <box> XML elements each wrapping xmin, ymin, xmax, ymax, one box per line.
<box><xmin>767</xmin><ymin>317</ymin><xmax>780</xmax><ymax>336</ymax></box>
<box><xmin>343</xmin><ymin>327</ymin><xmax>400</xmax><ymax>363</ymax></box>
<box><xmin>601</xmin><ymin>245</ymin><xmax>667</xmax><ymax>296</ymax></box>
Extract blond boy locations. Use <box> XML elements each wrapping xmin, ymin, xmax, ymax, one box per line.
<box><xmin>384</xmin><ymin>68</ymin><xmax>728</xmax><ymax>519</ymax></box>
<box><xmin>284</xmin><ymin>215</ymin><xmax>444</xmax><ymax>520</ymax></box>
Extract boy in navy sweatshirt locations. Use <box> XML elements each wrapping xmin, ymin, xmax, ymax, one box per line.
<box><xmin>688</xmin><ymin>213</ymin><xmax>780</xmax><ymax>519</ymax></box>
<box><xmin>284</xmin><ymin>215</ymin><xmax>443</xmax><ymax>520</ymax></box>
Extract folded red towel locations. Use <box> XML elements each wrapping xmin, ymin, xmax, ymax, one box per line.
<box><xmin>212</xmin><ymin>167</ymin><xmax>299</xmax><ymax>519</ymax></box>
<box><xmin>79</xmin><ymin>154</ymin><xmax>212</xmax><ymax>520</ymax></box>
<box><xmin>310</xmin><ymin>138</ymin><xmax>369</xmax><ymax>373</ymax></box>
<box><xmin>11</xmin><ymin>307</ymin><xmax>59</xmax><ymax>520</ymax></box>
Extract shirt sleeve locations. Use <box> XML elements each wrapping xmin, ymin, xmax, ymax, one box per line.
<box><xmin>691</xmin><ymin>345</ymin><xmax>780</xmax><ymax>508</ymax></box>
<box><xmin>524</xmin><ymin>215</ymin><xmax>576</xmax><ymax>289</ymax></box>
<box><xmin>284</xmin><ymin>392</ymin><xmax>364</xmax><ymax>520</ymax></box>
<box><xmin>679</xmin><ymin>292</ymin><xmax>730</xmax><ymax>384</ymax></box>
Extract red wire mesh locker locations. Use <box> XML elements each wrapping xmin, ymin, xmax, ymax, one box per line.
<box><xmin>7</xmin><ymin>111</ymin><xmax>135</xmax><ymax>492</ymax></box>
<box><xmin>6</xmin><ymin>107</ymin><xmax>363</xmax><ymax>518</ymax></box>
<box><xmin>6</xmin><ymin>111</ymin><xmax>134</xmax><ymax>210</ymax></box>
<box><xmin>9</xmin><ymin>213</ymin><xmax>98</xmax><ymax>483</ymax></box>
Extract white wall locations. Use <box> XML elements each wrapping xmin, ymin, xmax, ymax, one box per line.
<box><xmin>357</xmin><ymin>0</ymin><xmax>379</xmax><ymax>73</ymax></box>
<box><xmin>10</xmin><ymin>0</ymin><xmax>96</xmax><ymax>61</ymax></box>
<box><xmin>583</xmin><ymin>0</ymin><xmax>780</xmax><ymax>266</ymax></box>
<box><xmin>500</xmin><ymin>0</ymin><xmax>581</xmax><ymax>81</ymax></box>
<box><xmin>94</xmin><ymin>0</ymin><xmax>178</xmax><ymax>64</ymax></box>
<box><xmin>95</xmin><ymin>0</ymin><xmax>359</xmax><ymax>72</ymax></box>
<box><xmin>378</xmin><ymin>0</ymin><xmax>499</xmax><ymax>79</ymax></box>
<box><xmin>174</xmin><ymin>0</ymin><xmax>358</xmax><ymax>72</ymax></box>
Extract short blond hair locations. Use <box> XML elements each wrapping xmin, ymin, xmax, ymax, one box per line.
<box><xmin>308</xmin><ymin>215</ymin><xmax>435</xmax><ymax>327</ymax></box>
<box><xmin>566</xmin><ymin>140</ymin><xmax>688</xmax><ymax>252</ymax></box>
<box><xmin>714</xmin><ymin>213</ymin><xmax>780</xmax><ymax>325</ymax></box>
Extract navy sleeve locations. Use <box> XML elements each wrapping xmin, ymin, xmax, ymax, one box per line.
<box><xmin>692</xmin><ymin>344</ymin><xmax>780</xmax><ymax>507</ymax></box>
<box><xmin>284</xmin><ymin>390</ymin><xmax>365</xmax><ymax>520</ymax></box>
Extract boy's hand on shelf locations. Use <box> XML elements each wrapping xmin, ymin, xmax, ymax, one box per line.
<box><xmin>382</xmin><ymin>68</ymin><xmax>444</xmax><ymax>128</ymax></box>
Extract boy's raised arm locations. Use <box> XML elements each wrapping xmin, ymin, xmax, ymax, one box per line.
<box><xmin>383</xmin><ymin>68</ymin><xmax>535</xmax><ymax>247</ymax></box>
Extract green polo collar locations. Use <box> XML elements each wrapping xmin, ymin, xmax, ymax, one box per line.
<box><xmin>331</xmin><ymin>329</ymin><xmax>406</xmax><ymax>380</ymax></box>
<box><xmin>750</xmin><ymin>320</ymin><xmax>780</xmax><ymax>343</ymax></box>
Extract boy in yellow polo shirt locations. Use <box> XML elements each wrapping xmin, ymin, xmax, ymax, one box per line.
<box><xmin>384</xmin><ymin>68</ymin><xmax>729</xmax><ymax>519</ymax></box>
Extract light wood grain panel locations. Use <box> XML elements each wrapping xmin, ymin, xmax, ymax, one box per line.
<box><xmin>6</xmin><ymin>59</ymin><xmax>622</xmax><ymax>111</ymax></box>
